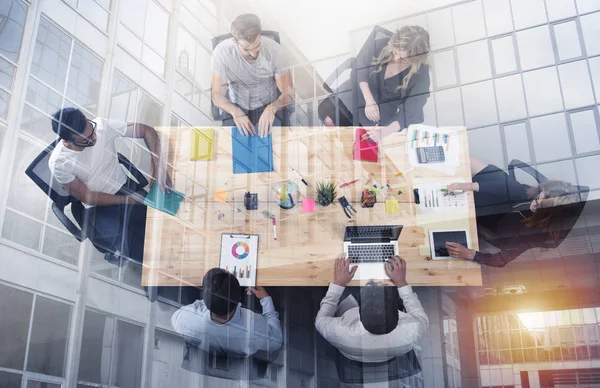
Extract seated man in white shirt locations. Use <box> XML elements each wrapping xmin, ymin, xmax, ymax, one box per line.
<box><xmin>48</xmin><ymin>107</ymin><xmax>171</xmax><ymax>264</ymax></box>
<box><xmin>315</xmin><ymin>254</ymin><xmax>429</xmax><ymax>363</ymax></box>
<box><xmin>171</xmin><ymin>268</ymin><xmax>283</xmax><ymax>357</ymax></box>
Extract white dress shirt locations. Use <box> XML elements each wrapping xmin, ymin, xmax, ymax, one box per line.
<box><xmin>315</xmin><ymin>283</ymin><xmax>429</xmax><ymax>363</ymax></box>
<box><xmin>171</xmin><ymin>297</ymin><xmax>283</xmax><ymax>356</ymax></box>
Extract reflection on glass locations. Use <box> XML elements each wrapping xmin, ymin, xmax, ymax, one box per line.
<box><xmin>580</xmin><ymin>12</ymin><xmax>600</xmax><ymax>57</ymax></box>
<box><xmin>516</xmin><ymin>26</ymin><xmax>555</xmax><ymax>71</ymax></box>
<box><xmin>0</xmin><ymin>0</ymin><xmax>28</xmax><ymax>62</ymax></box>
<box><xmin>0</xmin><ymin>56</ymin><xmax>15</xmax><ymax>90</ymax></box>
<box><xmin>433</xmin><ymin>49</ymin><xmax>457</xmax><ymax>88</ymax></box>
<box><xmin>435</xmin><ymin>87</ymin><xmax>463</xmax><ymax>126</ymax></box>
<box><xmin>26</xmin><ymin>77</ymin><xmax>62</xmax><ymax>115</ymax></box>
<box><xmin>483</xmin><ymin>0</ymin><xmax>513</xmax><ymax>36</ymax></box>
<box><xmin>570</xmin><ymin>109</ymin><xmax>600</xmax><ymax>154</ymax></box>
<box><xmin>530</xmin><ymin>113</ymin><xmax>572</xmax><ymax>163</ymax></box>
<box><xmin>510</xmin><ymin>0</ymin><xmax>547</xmax><ymax>30</ymax></box>
<box><xmin>491</xmin><ymin>35</ymin><xmax>517</xmax><ymax>75</ymax></box>
<box><xmin>553</xmin><ymin>21</ymin><xmax>582</xmax><ymax>61</ymax></box>
<box><xmin>558</xmin><ymin>60</ymin><xmax>595</xmax><ymax>110</ymax></box>
<box><xmin>452</xmin><ymin>1</ymin><xmax>486</xmax><ymax>45</ymax></box>
<box><xmin>30</xmin><ymin>18</ymin><xmax>71</xmax><ymax>92</ymax></box>
<box><xmin>546</xmin><ymin>0</ymin><xmax>577</xmax><ymax>21</ymax></box>
<box><xmin>0</xmin><ymin>89</ymin><xmax>8</xmax><ymax>120</ymax></box>
<box><xmin>457</xmin><ymin>40</ymin><xmax>491</xmax><ymax>84</ymax></box>
<box><xmin>503</xmin><ymin>122</ymin><xmax>532</xmax><ymax>163</ymax></box>
<box><xmin>41</xmin><ymin>227</ymin><xmax>79</xmax><ymax>266</ymax></box>
<box><xmin>0</xmin><ymin>284</ymin><xmax>33</xmax><ymax>370</ymax></box>
<box><xmin>26</xmin><ymin>381</ymin><xmax>61</xmax><ymax>388</ymax></box>
<box><xmin>462</xmin><ymin>81</ymin><xmax>497</xmax><ymax>128</ymax></box>
<box><xmin>427</xmin><ymin>8</ymin><xmax>454</xmax><ymax>50</ymax></box>
<box><xmin>66</xmin><ymin>43</ymin><xmax>103</xmax><ymax>114</ymax></box>
<box><xmin>78</xmin><ymin>311</ymin><xmax>114</xmax><ymax>385</ymax></box>
<box><xmin>495</xmin><ymin>74</ymin><xmax>527</xmax><ymax>122</ymax></box>
<box><xmin>0</xmin><ymin>371</ymin><xmax>21</xmax><ymax>388</ymax></box>
<box><xmin>27</xmin><ymin>296</ymin><xmax>71</xmax><ymax>377</ymax></box>
<box><xmin>522</xmin><ymin>67</ymin><xmax>563</xmax><ymax>116</ymax></box>
<box><xmin>575</xmin><ymin>154</ymin><xmax>600</xmax><ymax>189</ymax></box>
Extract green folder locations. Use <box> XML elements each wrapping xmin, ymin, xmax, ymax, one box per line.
<box><xmin>144</xmin><ymin>185</ymin><xmax>185</xmax><ymax>216</ymax></box>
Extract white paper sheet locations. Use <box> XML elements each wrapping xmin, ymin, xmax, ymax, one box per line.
<box><xmin>220</xmin><ymin>234</ymin><xmax>259</xmax><ymax>287</ymax></box>
<box><xmin>406</xmin><ymin>124</ymin><xmax>461</xmax><ymax>175</ymax></box>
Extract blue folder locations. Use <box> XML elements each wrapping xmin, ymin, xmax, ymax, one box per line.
<box><xmin>231</xmin><ymin>127</ymin><xmax>274</xmax><ymax>174</ymax></box>
<box><xmin>143</xmin><ymin>184</ymin><xmax>185</xmax><ymax>216</ymax></box>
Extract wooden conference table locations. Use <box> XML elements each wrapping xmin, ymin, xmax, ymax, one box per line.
<box><xmin>142</xmin><ymin>126</ymin><xmax>481</xmax><ymax>287</ymax></box>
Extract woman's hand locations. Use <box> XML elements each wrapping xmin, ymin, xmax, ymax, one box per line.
<box><xmin>445</xmin><ymin>242</ymin><xmax>476</xmax><ymax>260</ymax></box>
<box><xmin>365</xmin><ymin>101</ymin><xmax>380</xmax><ymax>123</ymax></box>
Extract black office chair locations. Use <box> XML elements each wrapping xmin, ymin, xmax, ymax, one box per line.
<box><xmin>25</xmin><ymin>140</ymin><xmax>149</xmax><ymax>249</ymax></box>
<box><xmin>334</xmin><ymin>348</ymin><xmax>421</xmax><ymax>384</ymax></box>
<box><xmin>210</xmin><ymin>30</ymin><xmax>292</xmax><ymax>124</ymax></box>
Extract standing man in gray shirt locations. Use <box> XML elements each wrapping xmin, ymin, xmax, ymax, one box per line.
<box><xmin>211</xmin><ymin>14</ymin><xmax>293</xmax><ymax>137</ymax></box>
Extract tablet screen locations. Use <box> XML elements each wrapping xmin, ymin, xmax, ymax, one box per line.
<box><xmin>432</xmin><ymin>231</ymin><xmax>468</xmax><ymax>257</ymax></box>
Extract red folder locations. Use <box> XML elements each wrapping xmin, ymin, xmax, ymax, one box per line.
<box><xmin>353</xmin><ymin>128</ymin><xmax>379</xmax><ymax>162</ymax></box>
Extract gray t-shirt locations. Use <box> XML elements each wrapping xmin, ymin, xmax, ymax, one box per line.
<box><xmin>212</xmin><ymin>37</ymin><xmax>288</xmax><ymax>110</ymax></box>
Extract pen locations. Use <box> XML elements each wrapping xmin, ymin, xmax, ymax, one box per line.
<box><xmin>288</xmin><ymin>193</ymin><xmax>295</xmax><ymax>206</ymax></box>
<box><xmin>340</xmin><ymin>179</ymin><xmax>360</xmax><ymax>188</ymax></box>
<box><xmin>292</xmin><ymin>168</ymin><xmax>309</xmax><ymax>186</ymax></box>
<box><xmin>272</xmin><ymin>218</ymin><xmax>277</xmax><ymax>240</ymax></box>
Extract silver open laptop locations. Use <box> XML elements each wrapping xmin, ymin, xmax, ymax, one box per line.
<box><xmin>343</xmin><ymin>225</ymin><xmax>403</xmax><ymax>280</ymax></box>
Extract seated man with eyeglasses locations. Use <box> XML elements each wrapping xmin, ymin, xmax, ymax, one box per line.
<box><xmin>48</xmin><ymin>107</ymin><xmax>172</xmax><ymax>264</ymax></box>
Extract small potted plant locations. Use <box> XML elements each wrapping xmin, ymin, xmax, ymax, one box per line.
<box><xmin>316</xmin><ymin>181</ymin><xmax>337</xmax><ymax>207</ymax></box>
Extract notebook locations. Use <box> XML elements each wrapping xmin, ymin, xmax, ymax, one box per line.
<box><xmin>190</xmin><ymin>128</ymin><xmax>214</xmax><ymax>160</ymax></box>
<box><xmin>231</xmin><ymin>127</ymin><xmax>274</xmax><ymax>174</ymax></box>
<box><xmin>353</xmin><ymin>128</ymin><xmax>379</xmax><ymax>162</ymax></box>
<box><xmin>143</xmin><ymin>185</ymin><xmax>185</xmax><ymax>216</ymax></box>
<box><xmin>220</xmin><ymin>233</ymin><xmax>259</xmax><ymax>287</ymax></box>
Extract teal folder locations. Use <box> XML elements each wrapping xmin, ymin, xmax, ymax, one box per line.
<box><xmin>143</xmin><ymin>185</ymin><xmax>185</xmax><ymax>216</ymax></box>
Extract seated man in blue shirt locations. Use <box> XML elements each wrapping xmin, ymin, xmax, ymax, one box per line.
<box><xmin>171</xmin><ymin>268</ymin><xmax>283</xmax><ymax>357</ymax></box>
<box><xmin>315</xmin><ymin>254</ymin><xmax>428</xmax><ymax>363</ymax></box>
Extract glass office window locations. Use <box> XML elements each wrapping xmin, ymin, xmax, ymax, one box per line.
<box><xmin>576</xmin><ymin>0</ymin><xmax>600</xmax><ymax>14</ymax></box>
<box><xmin>30</xmin><ymin>18</ymin><xmax>71</xmax><ymax>92</ymax></box>
<box><xmin>530</xmin><ymin>113</ymin><xmax>572</xmax><ymax>163</ymax></box>
<box><xmin>576</xmin><ymin>155</ymin><xmax>600</xmax><ymax>190</ymax></box>
<box><xmin>435</xmin><ymin>87</ymin><xmax>464</xmax><ymax>126</ymax></box>
<box><xmin>546</xmin><ymin>0</ymin><xmax>577</xmax><ymax>21</ymax></box>
<box><xmin>76</xmin><ymin>0</ymin><xmax>109</xmax><ymax>32</ymax></box>
<box><xmin>483</xmin><ymin>0</ymin><xmax>513</xmax><ymax>37</ymax></box>
<box><xmin>66</xmin><ymin>42</ymin><xmax>103</xmax><ymax>114</ymax></box>
<box><xmin>504</xmin><ymin>122</ymin><xmax>532</xmax><ymax>163</ymax></box>
<box><xmin>537</xmin><ymin>159</ymin><xmax>577</xmax><ymax>183</ymax></box>
<box><xmin>1</xmin><ymin>209</ymin><xmax>42</xmax><ymax>250</ymax></box>
<box><xmin>26</xmin><ymin>382</ymin><xmax>61</xmax><ymax>388</ymax></box>
<box><xmin>495</xmin><ymin>74</ymin><xmax>527</xmax><ymax>122</ymax></box>
<box><xmin>0</xmin><ymin>56</ymin><xmax>15</xmax><ymax>90</ymax></box>
<box><xmin>452</xmin><ymin>1</ymin><xmax>486</xmax><ymax>45</ymax></box>
<box><xmin>0</xmin><ymin>0</ymin><xmax>28</xmax><ymax>63</ymax></box>
<box><xmin>0</xmin><ymin>89</ymin><xmax>8</xmax><ymax>120</ymax></box>
<box><xmin>580</xmin><ymin>12</ymin><xmax>600</xmax><ymax>56</ymax></box>
<box><xmin>462</xmin><ymin>81</ymin><xmax>498</xmax><ymax>128</ymax></box>
<box><xmin>516</xmin><ymin>26</ymin><xmax>555</xmax><ymax>71</ymax></box>
<box><xmin>467</xmin><ymin>126</ymin><xmax>505</xmax><ymax>167</ymax></box>
<box><xmin>457</xmin><ymin>40</ymin><xmax>492</xmax><ymax>84</ymax></box>
<box><xmin>553</xmin><ymin>21</ymin><xmax>582</xmax><ymax>61</ymax></box>
<box><xmin>570</xmin><ymin>110</ymin><xmax>600</xmax><ymax>154</ymax></box>
<box><xmin>427</xmin><ymin>8</ymin><xmax>454</xmax><ymax>50</ymax></box>
<box><xmin>0</xmin><ymin>284</ymin><xmax>33</xmax><ymax>370</ymax></box>
<box><xmin>78</xmin><ymin>311</ymin><xmax>114</xmax><ymax>385</ymax></box>
<box><xmin>111</xmin><ymin>320</ymin><xmax>143</xmax><ymax>388</ymax></box>
<box><xmin>491</xmin><ymin>35</ymin><xmax>518</xmax><ymax>75</ymax></box>
<box><xmin>433</xmin><ymin>49</ymin><xmax>457</xmax><ymax>88</ymax></box>
<box><xmin>510</xmin><ymin>0</ymin><xmax>547</xmax><ymax>30</ymax></box>
<box><xmin>589</xmin><ymin>57</ymin><xmax>600</xmax><ymax>102</ymax></box>
<box><xmin>522</xmin><ymin>67</ymin><xmax>563</xmax><ymax>116</ymax></box>
<box><xmin>0</xmin><ymin>371</ymin><xmax>21</xmax><ymax>388</ymax></box>
<box><xmin>558</xmin><ymin>60</ymin><xmax>595</xmax><ymax>110</ymax></box>
<box><xmin>27</xmin><ymin>296</ymin><xmax>71</xmax><ymax>377</ymax></box>
<box><xmin>41</xmin><ymin>227</ymin><xmax>80</xmax><ymax>266</ymax></box>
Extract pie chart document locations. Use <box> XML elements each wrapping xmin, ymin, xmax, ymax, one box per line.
<box><xmin>219</xmin><ymin>234</ymin><xmax>259</xmax><ymax>287</ymax></box>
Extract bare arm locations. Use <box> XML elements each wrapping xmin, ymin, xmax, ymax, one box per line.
<box><xmin>65</xmin><ymin>177</ymin><xmax>143</xmax><ymax>206</ymax></box>
<box><xmin>211</xmin><ymin>73</ymin><xmax>242</xmax><ymax>117</ymax></box>
<box><xmin>359</xmin><ymin>81</ymin><xmax>376</xmax><ymax>105</ymax></box>
<box><xmin>270</xmin><ymin>71</ymin><xmax>293</xmax><ymax>111</ymax></box>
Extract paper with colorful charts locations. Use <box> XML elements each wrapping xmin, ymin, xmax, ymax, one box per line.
<box><xmin>219</xmin><ymin>234</ymin><xmax>259</xmax><ymax>287</ymax></box>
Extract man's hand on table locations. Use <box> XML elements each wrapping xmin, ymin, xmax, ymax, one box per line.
<box><xmin>233</xmin><ymin>109</ymin><xmax>255</xmax><ymax>136</ymax></box>
<box><xmin>333</xmin><ymin>253</ymin><xmax>358</xmax><ymax>287</ymax></box>
<box><xmin>385</xmin><ymin>255</ymin><xmax>408</xmax><ymax>288</ymax></box>
<box><xmin>247</xmin><ymin>286</ymin><xmax>269</xmax><ymax>300</ymax></box>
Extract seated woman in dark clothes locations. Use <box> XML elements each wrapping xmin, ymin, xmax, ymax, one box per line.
<box><xmin>445</xmin><ymin>157</ymin><xmax>583</xmax><ymax>268</ymax></box>
<box><xmin>319</xmin><ymin>26</ymin><xmax>431</xmax><ymax>137</ymax></box>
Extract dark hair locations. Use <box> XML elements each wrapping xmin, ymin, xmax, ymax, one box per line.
<box><xmin>52</xmin><ymin>107</ymin><xmax>87</xmax><ymax>141</ymax></box>
<box><xmin>231</xmin><ymin>14</ymin><xmax>261</xmax><ymax>42</ymax></box>
<box><xmin>202</xmin><ymin>268</ymin><xmax>241</xmax><ymax>316</ymax></box>
<box><xmin>358</xmin><ymin>281</ymin><xmax>400</xmax><ymax>335</ymax></box>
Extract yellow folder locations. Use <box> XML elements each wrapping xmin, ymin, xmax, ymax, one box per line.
<box><xmin>190</xmin><ymin>128</ymin><xmax>214</xmax><ymax>161</ymax></box>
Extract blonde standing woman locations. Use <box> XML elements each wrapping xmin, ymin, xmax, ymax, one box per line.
<box><xmin>358</xmin><ymin>25</ymin><xmax>431</xmax><ymax>142</ymax></box>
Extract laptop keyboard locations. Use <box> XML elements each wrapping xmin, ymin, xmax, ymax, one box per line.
<box><xmin>345</xmin><ymin>226</ymin><xmax>393</xmax><ymax>239</ymax></box>
<box><xmin>348</xmin><ymin>244</ymin><xmax>395</xmax><ymax>263</ymax></box>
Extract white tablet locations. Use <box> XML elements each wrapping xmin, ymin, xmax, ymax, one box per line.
<box><xmin>429</xmin><ymin>229</ymin><xmax>470</xmax><ymax>260</ymax></box>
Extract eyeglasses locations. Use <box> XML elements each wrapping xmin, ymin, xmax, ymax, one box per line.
<box><xmin>73</xmin><ymin>120</ymin><xmax>96</xmax><ymax>145</ymax></box>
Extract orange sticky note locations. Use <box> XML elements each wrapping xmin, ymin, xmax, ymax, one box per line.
<box><xmin>214</xmin><ymin>190</ymin><xmax>228</xmax><ymax>203</ymax></box>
